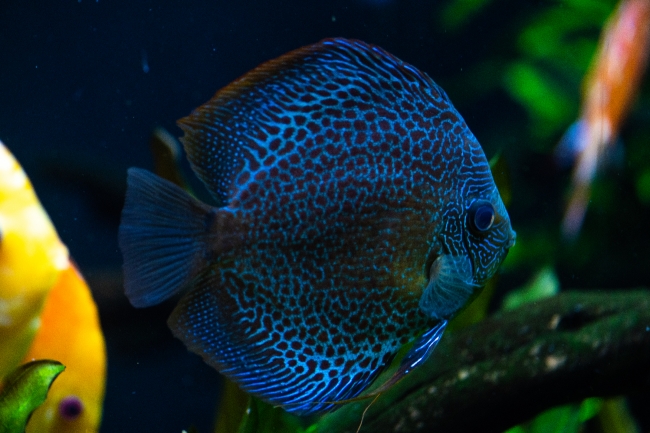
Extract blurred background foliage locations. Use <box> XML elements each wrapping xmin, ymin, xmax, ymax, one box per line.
<box><xmin>231</xmin><ymin>0</ymin><xmax>650</xmax><ymax>431</ymax></box>
<box><xmin>439</xmin><ymin>1</ymin><xmax>649</xmax><ymax>431</ymax></box>
<box><xmin>432</xmin><ymin>0</ymin><xmax>650</xmax><ymax>294</ymax></box>
<box><xmin>1</xmin><ymin>0</ymin><xmax>649</xmax><ymax>431</ymax></box>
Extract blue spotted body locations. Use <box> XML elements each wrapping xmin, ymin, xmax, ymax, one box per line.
<box><xmin>119</xmin><ymin>38</ymin><xmax>515</xmax><ymax>415</ymax></box>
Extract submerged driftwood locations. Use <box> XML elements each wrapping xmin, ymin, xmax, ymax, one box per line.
<box><xmin>316</xmin><ymin>290</ymin><xmax>650</xmax><ymax>433</ymax></box>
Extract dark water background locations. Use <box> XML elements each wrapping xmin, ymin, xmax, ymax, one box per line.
<box><xmin>1</xmin><ymin>1</ymin><xmax>649</xmax><ymax>431</ymax></box>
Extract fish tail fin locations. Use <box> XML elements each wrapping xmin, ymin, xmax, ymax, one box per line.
<box><xmin>119</xmin><ymin>167</ymin><xmax>216</xmax><ymax>308</ymax></box>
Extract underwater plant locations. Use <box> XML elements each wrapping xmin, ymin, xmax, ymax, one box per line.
<box><xmin>0</xmin><ymin>360</ymin><xmax>64</xmax><ymax>433</ymax></box>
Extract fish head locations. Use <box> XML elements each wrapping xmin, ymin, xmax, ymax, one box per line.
<box><xmin>420</xmin><ymin>152</ymin><xmax>515</xmax><ymax>321</ymax></box>
<box><xmin>463</xmin><ymin>188</ymin><xmax>515</xmax><ymax>283</ymax></box>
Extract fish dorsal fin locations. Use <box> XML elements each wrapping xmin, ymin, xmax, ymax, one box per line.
<box><xmin>177</xmin><ymin>37</ymin><xmax>450</xmax><ymax>205</ymax></box>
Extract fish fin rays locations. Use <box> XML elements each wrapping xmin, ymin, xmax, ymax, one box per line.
<box><xmin>325</xmin><ymin>320</ymin><xmax>448</xmax><ymax>405</ymax></box>
<box><xmin>176</xmin><ymin>37</ymin><xmax>452</xmax><ymax>205</ymax></box>
<box><xmin>168</xmin><ymin>267</ymin><xmax>389</xmax><ymax>415</ymax></box>
<box><xmin>393</xmin><ymin>320</ymin><xmax>447</xmax><ymax>381</ymax></box>
<box><xmin>119</xmin><ymin>168</ymin><xmax>215</xmax><ymax>307</ymax></box>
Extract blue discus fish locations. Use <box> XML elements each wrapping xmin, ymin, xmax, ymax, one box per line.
<box><xmin>119</xmin><ymin>38</ymin><xmax>516</xmax><ymax>415</ymax></box>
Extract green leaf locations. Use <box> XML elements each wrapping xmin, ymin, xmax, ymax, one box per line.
<box><xmin>489</xmin><ymin>152</ymin><xmax>512</xmax><ymax>208</ymax></box>
<box><xmin>515</xmin><ymin>398</ymin><xmax>602</xmax><ymax>433</ymax></box>
<box><xmin>213</xmin><ymin>379</ymin><xmax>250</xmax><ymax>433</ymax></box>
<box><xmin>596</xmin><ymin>397</ymin><xmax>639</xmax><ymax>433</ymax></box>
<box><xmin>578</xmin><ymin>397</ymin><xmax>602</xmax><ymax>423</ymax></box>
<box><xmin>236</xmin><ymin>396</ymin><xmax>304</xmax><ymax>433</ymax></box>
<box><xmin>503</xmin><ymin>426</ymin><xmax>527</xmax><ymax>433</ymax></box>
<box><xmin>635</xmin><ymin>168</ymin><xmax>650</xmax><ymax>205</ymax></box>
<box><xmin>528</xmin><ymin>404</ymin><xmax>582</xmax><ymax>433</ymax></box>
<box><xmin>0</xmin><ymin>360</ymin><xmax>65</xmax><ymax>433</ymax></box>
<box><xmin>502</xmin><ymin>266</ymin><xmax>559</xmax><ymax>311</ymax></box>
<box><xmin>500</xmin><ymin>227</ymin><xmax>557</xmax><ymax>273</ymax></box>
<box><xmin>503</xmin><ymin>61</ymin><xmax>576</xmax><ymax>139</ymax></box>
<box><xmin>439</xmin><ymin>0</ymin><xmax>492</xmax><ymax>31</ymax></box>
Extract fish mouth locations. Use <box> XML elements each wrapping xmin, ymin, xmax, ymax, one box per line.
<box><xmin>507</xmin><ymin>229</ymin><xmax>517</xmax><ymax>249</ymax></box>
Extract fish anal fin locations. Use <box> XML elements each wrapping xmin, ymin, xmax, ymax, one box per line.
<box><xmin>167</xmin><ymin>266</ymin><xmax>399</xmax><ymax>416</ymax></box>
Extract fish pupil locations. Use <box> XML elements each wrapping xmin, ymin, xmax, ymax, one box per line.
<box><xmin>59</xmin><ymin>396</ymin><xmax>83</xmax><ymax>420</ymax></box>
<box><xmin>471</xmin><ymin>203</ymin><xmax>495</xmax><ymax>232</ymax></box>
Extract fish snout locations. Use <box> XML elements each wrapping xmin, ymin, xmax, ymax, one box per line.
<box><xmin>506</xmin><ymin>229</ymin><xmax>517</xmax><ymax>249</ymax></box>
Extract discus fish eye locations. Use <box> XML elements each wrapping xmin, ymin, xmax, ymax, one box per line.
<box><xmin>469</xmin><ymin>201</ymin><xmax>495</xmax><ymax>234</ymax></box>
<box><xmin>59</xmin><ymin>395</ymin><xmax>83</xmax><ymax>421</ymax></box>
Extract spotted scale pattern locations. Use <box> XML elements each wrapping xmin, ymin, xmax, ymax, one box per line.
<box><xmin>130</xmin><ymin>38</ymin><xmax>514</xmax><ymax>415</ymax></box>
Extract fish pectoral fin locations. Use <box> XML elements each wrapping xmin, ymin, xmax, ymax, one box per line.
<box><xmin>419</xmin><ymin>254</ymin><xmax>479</xmax><ymax>320</ymax></box>
<box><xmin>338</xmin><ymin>320</ymin><xmax>448</xmax><ymax>403</ymax></box>
<box><xmin>119</xmin><ymin>168</ymin><xmax>215</xmax><ymax>307</ymax></box>
<box><xmin>397</xmin><ymin>320</ymin><xmax>448</xmax><ymax>376</ymax></box>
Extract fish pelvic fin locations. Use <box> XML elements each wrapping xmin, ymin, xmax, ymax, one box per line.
<box><xmin>314</xmin><ymin>320</ymin><xmax>448</xmax><ymax>407</ymax></box>
<box><xmin>119</xmin><ymin>168</ymin><xmax>218</xmax><ymax>307</ymax></box>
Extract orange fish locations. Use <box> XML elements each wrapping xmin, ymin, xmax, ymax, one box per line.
<box><xmin>21</xmin><ymin>262</ymin><xmax>106</xmax><ymax>433</ymax></box>
<box><xmin>559</xmin><ymin>0</ymin><xmax>650</xmax><ymax>239</ymax></box>
<box><xmin>0</xmin><ymin>140</ymin><xmax>106</xmax><ymax>432</ymax></box>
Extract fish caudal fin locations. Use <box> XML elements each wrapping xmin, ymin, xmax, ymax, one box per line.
<box><xmin>119</xmin><ymin>168</ymin><xmax>215</xmax><ymax>308</ymax></box>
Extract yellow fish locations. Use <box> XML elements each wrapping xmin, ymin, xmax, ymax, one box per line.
<box><xmin>0</xmin><ymin>140</ymin><xmax>106</xmax><ymax>432</ymax></box>
<box><xmin>0</xmin><ymin>141</ymin><xmax>69</xmax><ymax>378</ymax></box>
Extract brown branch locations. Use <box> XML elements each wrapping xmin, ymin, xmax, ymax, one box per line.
<box><xmin>315</xmin><ymin>290</ymin><xmax>650</xmax><ymax>433</ymax></box>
